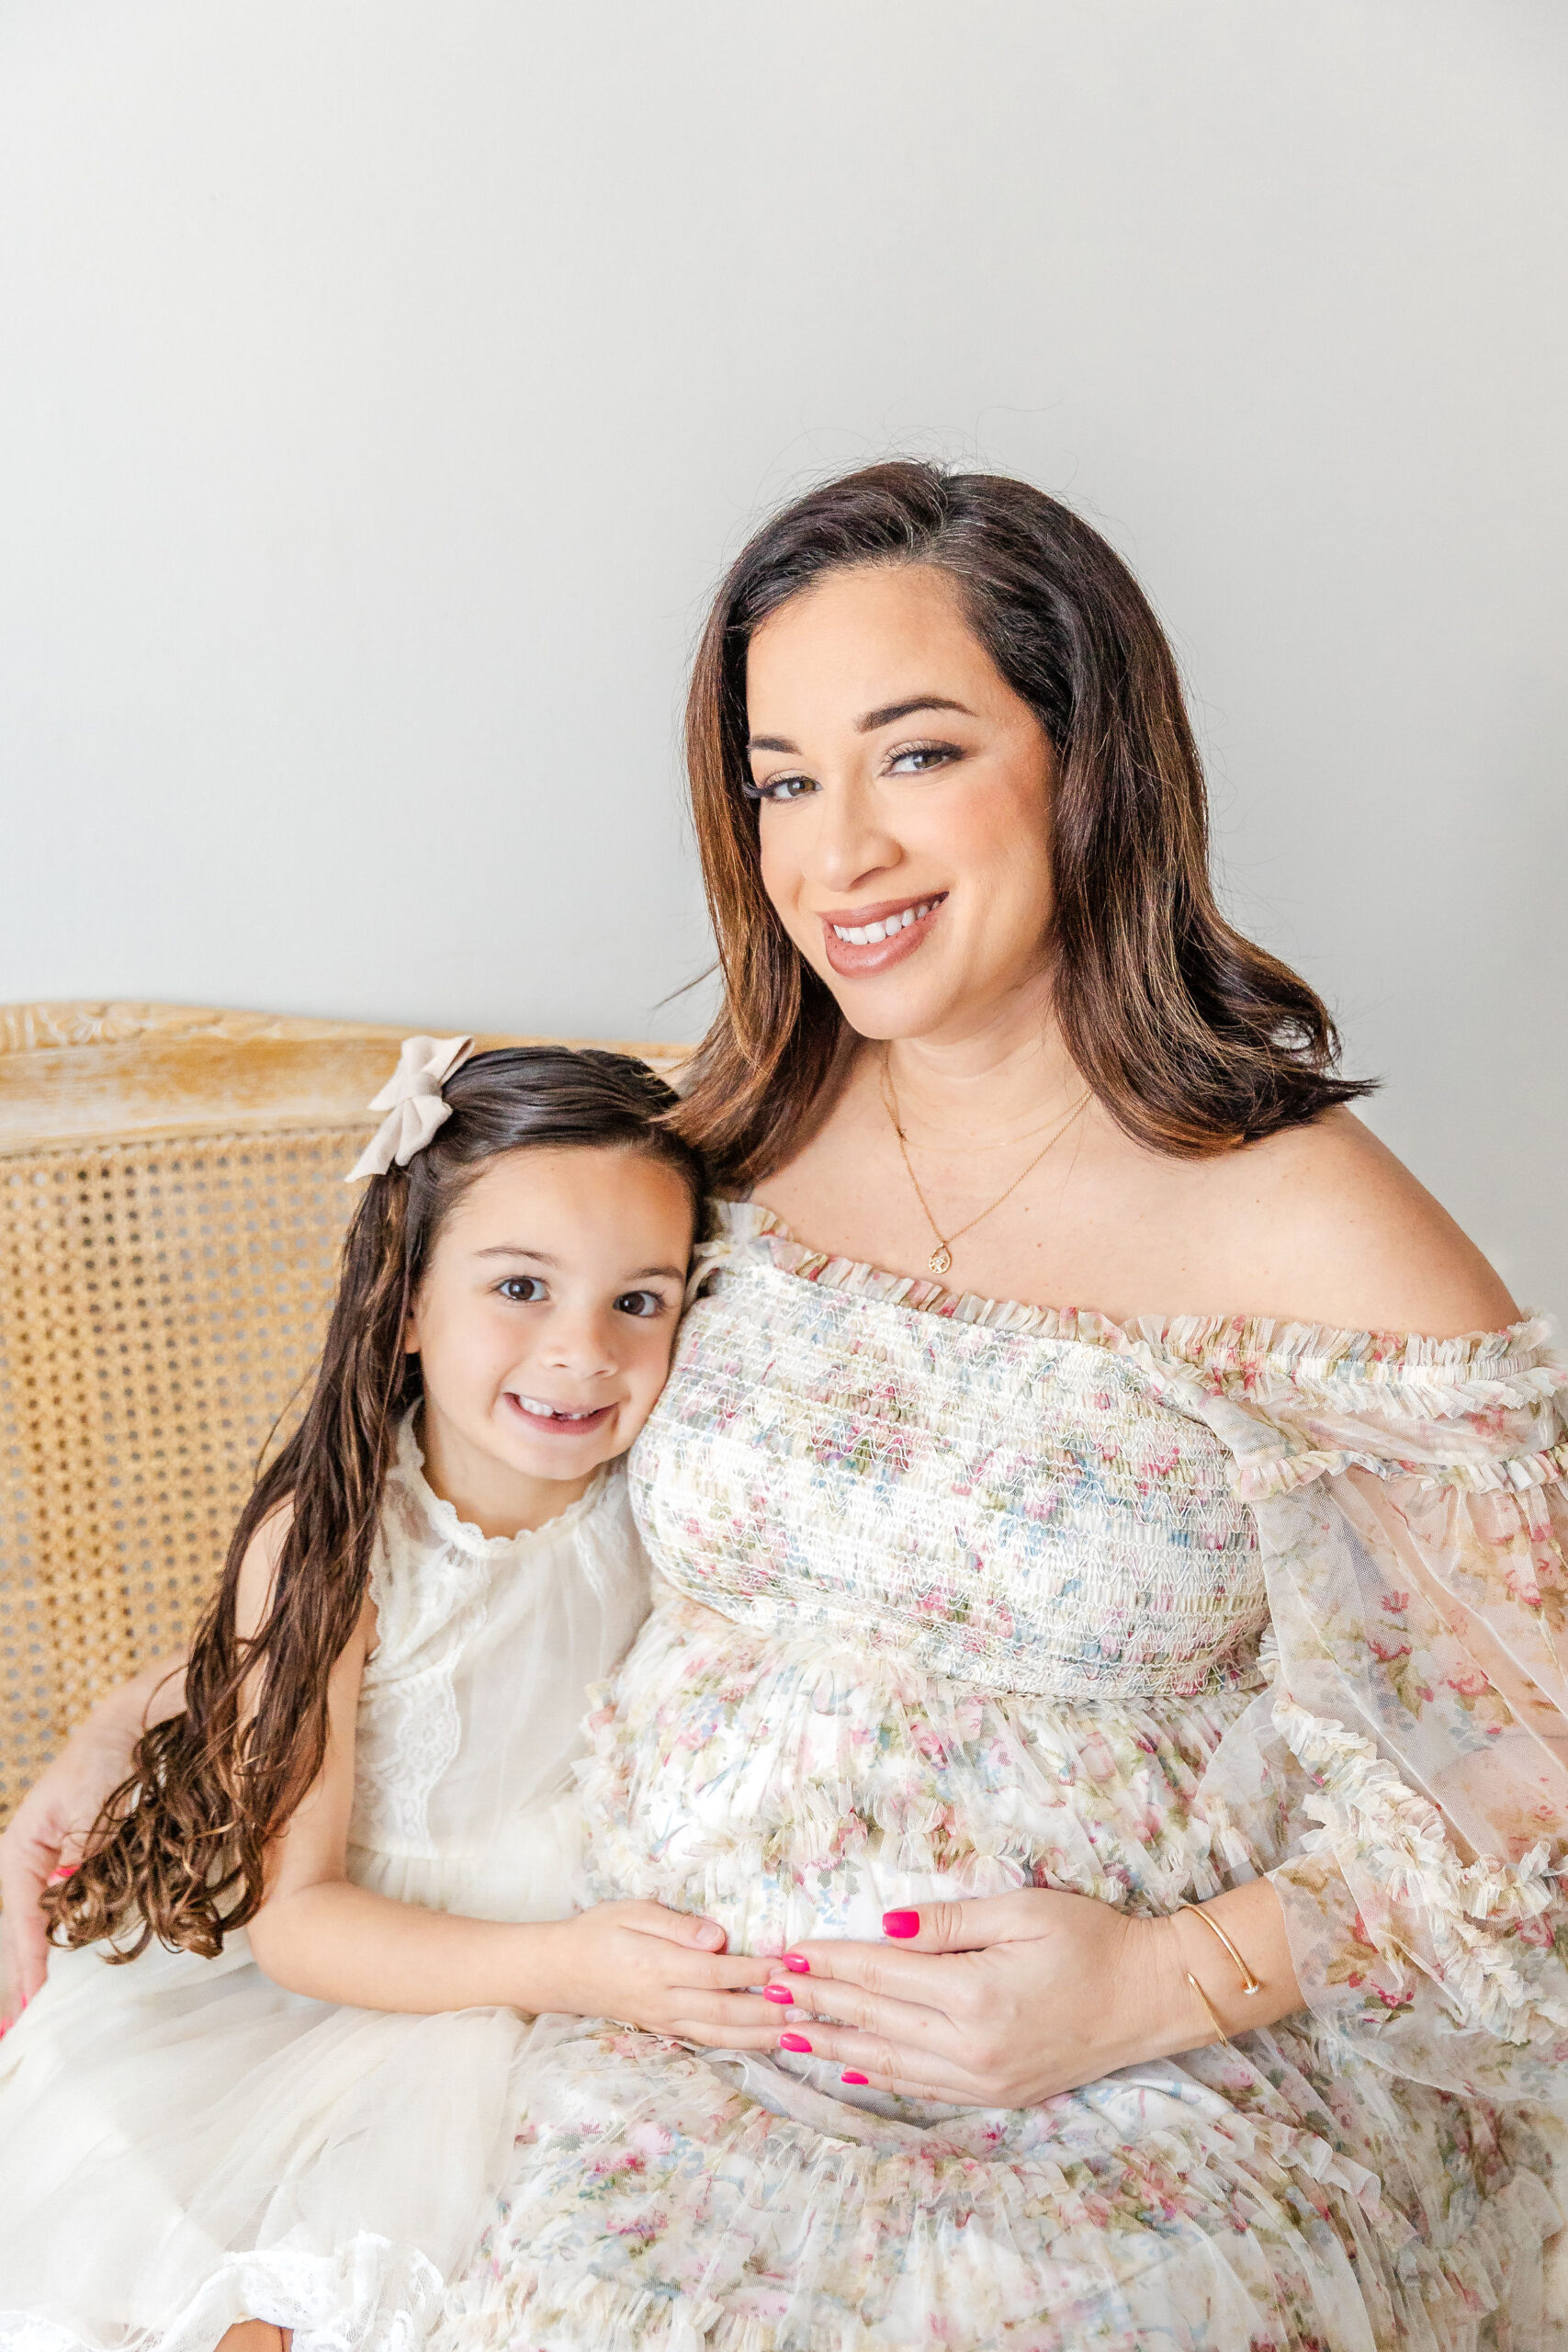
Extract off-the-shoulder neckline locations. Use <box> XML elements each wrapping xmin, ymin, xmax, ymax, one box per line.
<box><xmin>711</xmin><ymin>1198</ymin><xmax>1551</xmax><ymax>1386</ymax></box>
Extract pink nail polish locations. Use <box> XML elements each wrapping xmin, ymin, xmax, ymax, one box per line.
<box><xmin>763</xmin><ymin>1984</ymin><xmax>794</xmax><ymax>2006</ymax></box>
<box><xmin>49</xmin><ymin>1865</ymin><xmax>75</xmax><ymax>1883</ymax></box>
<box><xmin>882</xmin><ymin>1909</ymin><xmax>920</xmax><ymax>1939</ymax></box>
<box><xmin>841</xmin><ymin>2069</ymin><xmax>869</xmax><ymax>2086</ymax></box>
<box><xmin>778</xmin><ymin>2030</ymin><xmax>813</xmax><ymax>2053</ymax></box>
<box><xmin>781</xmin><ymin>1952</ymin><xmax>811</xmax><ymax>1974</ymax></box>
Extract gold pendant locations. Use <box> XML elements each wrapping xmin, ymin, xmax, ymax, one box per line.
<box><xmin>929</xmin><ymin>1244</ymin><xmax>953</xmax><ymax>1277</ymax></box>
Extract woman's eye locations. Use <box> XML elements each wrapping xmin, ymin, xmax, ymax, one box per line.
<box><xmin>614</xmin><ymin>1289</ymin><xmax>667</xmax><ymax>1319</ymax></box>
<box><xmin>887</xmin><ymin>741</ymin><xmax>960</xmax><ymax>775</ymax></box>
<box><xmin>498</xmin><ymin>1276</ymin><xmax>547</xmax><ymax>1304</ymax></box>
<box><xmin>743</xmin><ymin>773</ymin><xmax>818</xmax><ymax>804</ymax></box>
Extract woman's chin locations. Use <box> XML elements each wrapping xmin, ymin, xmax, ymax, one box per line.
<box><xmin>806</xmin><ymin>943</ymin><xmax>1048</xmax><ymax>1048</ymax></box>
<box><xmin>806</xmin><ymin>956</ymin><xmax>961</xmax><ymax>1042</ymax></box>
<box><xmin>827</xmin><ymin>978</ymin><xmax>999</xmax><ymax>1047</ymax></box>
<box><xmin>840</xmin><ymin>966</ymin><xmax>1058</xmax><ymax>1051</ymax></box>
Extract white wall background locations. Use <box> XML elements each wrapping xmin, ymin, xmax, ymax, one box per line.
<box><xmin>0</xmin><ymin>1</ymin><xmax>1562</xmax><ymax>1306</ymax></box>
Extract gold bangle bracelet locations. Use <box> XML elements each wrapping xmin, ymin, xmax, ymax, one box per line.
<box><xmin>1179</xmin><ymin>1903</ymin><xmax>1262</xmax><ymax>1997</ymax></box>
<box><xmin>1185</xmin><ymin>1970</ymin><xmax>1234</xmax><ymax>2048</ymax></box>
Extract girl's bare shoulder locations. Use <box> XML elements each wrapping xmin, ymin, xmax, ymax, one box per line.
<box><xmin>234</xmin><ymin>1498</ymin><xmax>296</xmax><ymax>1637</ymax></box>
<box><xmin>1192</xmin><ymin>1108</ymin><xmax>1516</xmax><ymax>1339</ymax></box>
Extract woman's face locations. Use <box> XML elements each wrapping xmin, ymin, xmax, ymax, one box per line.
<box><xmin>745</xmin><ymin>563</ymin><xmax>1056</xmax><ymax>1044</ymax></box>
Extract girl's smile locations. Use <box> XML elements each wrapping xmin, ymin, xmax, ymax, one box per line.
<box><xmin>504</xmin><ymin>1394</ymin><xmax>617</xmax><ymax>1436</ymax></box>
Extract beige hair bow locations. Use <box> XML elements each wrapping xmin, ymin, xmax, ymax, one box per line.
<box><xmin>345</xmin><ymin>1035</ymin><xmax>476</xmax><ymax>1182</ymax></box>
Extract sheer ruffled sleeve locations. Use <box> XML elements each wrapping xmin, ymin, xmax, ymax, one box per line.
<box><xmin>1143</xmin><ymin>1315</ymin><xmax>1568</xmax><ymax>2102</ymax></box>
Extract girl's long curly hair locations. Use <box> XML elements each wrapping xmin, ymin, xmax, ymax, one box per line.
<box><xmin>45</xmin><ymin>1046</ymin><xmax>705</xmax><ymax>1962</ymax></box>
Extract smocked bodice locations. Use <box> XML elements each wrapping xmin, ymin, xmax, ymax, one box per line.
<box><xmin>628</xmin><ymin>1205</ymin><xmax>1268</xmax><ymax>1702</ymax></box>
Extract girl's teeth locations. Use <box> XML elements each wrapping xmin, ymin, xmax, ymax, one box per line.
<box><xmin>833</xmin><ymin>900</ymin><xmax>932</xmax><ymax>944</ymax></box>
<box><xmin>518</xmin><ymin>1396</ymin><xmax>595</xmax><ymax>1419</ymax></box>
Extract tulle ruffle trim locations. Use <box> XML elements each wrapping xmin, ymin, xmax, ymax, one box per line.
<box><xmin>431</xmin><ymin>2020</ymin><xmax>1562</xmax><ymax>2352</ymax></box>
<box><xmin>1274</xmin><ymin>1691</ymin><xmax>1568</xmax><ymax>2041</ymax></box>
<box><xmin>1232</xmin><ymin>1434</ymin><xmax>1568</xmax><ymax>1502</ymax></box>
<box><xmin>703</xmin><ymin>1201</ymin><xmax>1562</xmax><ymax>1416</ymax></box>
<box><xmin>0</xmin><ymin>2235</ymin><xmax>445</xmax><ymax>2352</ymax></box>
<box><xmin>435</xmin><ymin>2162</ymin><xmax>1560</xmax><ymax>2352</ymax></box>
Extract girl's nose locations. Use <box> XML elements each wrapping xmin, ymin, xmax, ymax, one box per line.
<box><xmin>537</xmin><ymin>1312</ymin><xmax>617</xmax><ymax>1377</ymax></box>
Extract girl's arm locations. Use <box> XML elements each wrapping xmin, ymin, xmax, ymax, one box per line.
<box><xmin>243</xmin><ymin>1579</ymin><xmax>553</xmax><ymax>2010</ymax></box>
<box><xmin>242</xmin><ymin>1532</ymin><xmax>783</xmax><ymax>2043</ymax></box>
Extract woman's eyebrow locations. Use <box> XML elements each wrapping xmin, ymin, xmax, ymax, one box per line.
<box><xmin>747</xmin><ymin>695</ymin><xmax>975</xmax><ymax>758</ymax></box>
<box><xmin>855</xmin><ymin>695</ymin><xmax>974</xmax><ymax>732</ymax></box>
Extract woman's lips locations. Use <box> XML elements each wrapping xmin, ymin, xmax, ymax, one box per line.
<box><xmin>819</xmin><ymin>893</ymin><xmax>946</xmax><ymax>979</ymax></box>
<box><xmin>504</xmin><ymin>1395</ymin><xmax>615</xmax><ymax>1439</ymax></box>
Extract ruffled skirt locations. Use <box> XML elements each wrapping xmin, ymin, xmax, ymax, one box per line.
<box><xmin>0</xmin><ymin>1924</ymin><xmax>529</xmax><ymax>2352</ymax></box>
<box><xmin>438</xmin><ymin>2014</ymin><xmax>1563</xmax><ymax>2352</ymax></box>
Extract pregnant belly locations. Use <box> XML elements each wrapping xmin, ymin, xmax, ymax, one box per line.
<box><xmin>577</xmin><ymin>1589</ymin><xmax>1270</xmax><ymax>1959</ymax></box>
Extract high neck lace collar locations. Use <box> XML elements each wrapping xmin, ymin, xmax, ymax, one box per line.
<box><xmin>391</xmin><ymin>1411</ymin><xmax>612</xmax><ymax>1559</ymax></box>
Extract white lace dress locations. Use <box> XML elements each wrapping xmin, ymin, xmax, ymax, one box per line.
<box><xmin>0</xmin><ymin>1419</ymin><xmax>649</xmax><ymax>2352</ymax></box>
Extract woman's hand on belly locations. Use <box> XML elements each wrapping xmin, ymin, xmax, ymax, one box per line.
<box><xmin>763</xmin><ymin>1881</ymin><xmax>1304</xmax><ymax>2106</ymax></box>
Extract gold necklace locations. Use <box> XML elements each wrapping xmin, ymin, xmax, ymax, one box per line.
<box><xmin>881</xmin><ymin>1055</ymin><xmax>1091</xmax><ymax>1279</ymax></box>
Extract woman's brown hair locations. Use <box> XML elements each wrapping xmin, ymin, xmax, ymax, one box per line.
<box><xmin>676</xmin><ymin>459</ymin><xmax>1372</xmax><ymax>1185</ymax></box>
<box><xmin>46</xmin><ymin>1047</ymin><xmax>705</xmax><ymax>1961</ymax></box>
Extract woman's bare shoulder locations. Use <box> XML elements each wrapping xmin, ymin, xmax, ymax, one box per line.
<box><xmin>1200</xmin><ymin>1108</ymin><xmax>1517</xmax><ymax>1339</ymax></box>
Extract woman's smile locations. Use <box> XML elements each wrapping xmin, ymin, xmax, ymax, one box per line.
<box><xmin>820</xmin><ymin>891</ymin><xmax>947</xmax><ymax>977</ymax></box>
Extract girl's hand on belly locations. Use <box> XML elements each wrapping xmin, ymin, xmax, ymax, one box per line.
<box><xmin>532</xmin><ymin>1901</ymin><xmax>785</xmax><ymax>2049</ymax></box>
<box><xmin>763</xmin><ymin>1882</ymin><xmax>1303</xmax><ymax>2106</ymax></box>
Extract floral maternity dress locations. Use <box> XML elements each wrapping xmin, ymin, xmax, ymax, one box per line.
<box><xmin>444</xmin><ymin>1204</ymin><xmax>1568</xmax><ymax>2351</ymax></box>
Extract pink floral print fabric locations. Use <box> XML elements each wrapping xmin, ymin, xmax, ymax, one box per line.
<box><xmin>437</xmin><ymin>1204</ymin><xmax>1568</xmax><ymax>2350</ymax></box>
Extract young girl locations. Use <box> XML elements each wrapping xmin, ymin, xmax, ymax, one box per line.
<box><xmin>0</xmin><ymin>1040</ymin><xmax>778</xmax><ymax>2352</ymax></box>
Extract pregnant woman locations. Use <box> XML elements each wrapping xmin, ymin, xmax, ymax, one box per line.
<box><xmin>9</xmin><ymin>462</ymin><xmax>1568</xmax><ymax>2347</ymax></box>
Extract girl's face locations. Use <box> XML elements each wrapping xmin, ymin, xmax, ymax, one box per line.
<box><xmin>745</xmin><ymin>562</ymin><xmax>1057</xmax><ymax>1045</ymax></box>
<box><xmin>404</xmin><ymin>1145</ymin><xmax>693</xmax><ymax>1532</ymax></box>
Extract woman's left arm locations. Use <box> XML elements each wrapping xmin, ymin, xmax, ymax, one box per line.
<box><xmin>766</xmin><ymin>1879</ymin><xmax>1301</xmax><ymax>2105</ymax></box>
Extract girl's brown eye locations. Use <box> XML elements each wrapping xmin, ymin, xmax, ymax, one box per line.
<box><xmin>615</xmin><ymin>1289</ymin><xmax>665</xmax><ymax>1318</ymax></box>
<box><xmin>499</xmin><ymin>1276</ymin><xmax>547</xmax><ymax>1304</ymax></box>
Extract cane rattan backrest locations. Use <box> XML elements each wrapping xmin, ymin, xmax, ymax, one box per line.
<box><xmin>0</xmin><ymin>1003</ymin><xmax>687</xmax><ymax>1830</ymax></box>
